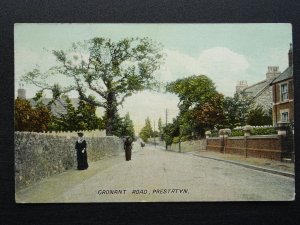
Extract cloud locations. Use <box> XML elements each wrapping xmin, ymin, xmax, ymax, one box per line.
<box><xmin>156</xmin><ymin>47</ymin><xmax>250</xmax><ymax>96</ymax></box>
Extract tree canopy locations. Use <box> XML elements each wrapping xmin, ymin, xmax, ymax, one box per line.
<box><xmin>22</xmin><ymin>37</ymin><xmax>164</xmax><ymax>135</ymax></box>
<box><xmin>139</xmin><ymin>117</ymin><xmax>153</xmax><ymax>142</ymax></box>
<box><xmin>166</xmin><ymin>75</ymin><xmax>223</xmax><ymax>136</ymax></box>
<box><xmin>15</xmin><ymin>97</ymin><xmax>52</xmax><ymax>132</ymax></box>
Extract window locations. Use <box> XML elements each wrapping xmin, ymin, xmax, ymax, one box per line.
<box><xmin>281</xmin><ymin>112</ymin><xmax>289</xmax><ymax>122</ymax></box>
<box><xmin>280</xmin><ymin>83</ymin><xmax>288</xmax><ymax>101</ymax></box>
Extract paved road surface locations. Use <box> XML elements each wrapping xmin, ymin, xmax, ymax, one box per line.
<box><xmin>16</xmin><ymin>143</ymin><xmax>295</xmax><ymax>203</ymax></box>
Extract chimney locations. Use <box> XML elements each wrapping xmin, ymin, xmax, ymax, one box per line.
<box><xmin>266</xmin><ymin>66</ymin><xmax>281</xmax><ymax>80</ymax></box>
<box><xmin>17</xmin><ymin>84</ymin><xmax>26</xmax><ymax>99</ymax></box>
<box><xmin>236</xmin><ymin>80</ymin><xmax>248</xmax><ymax>93</ymax></box>
<box><xmin>288</xmin><ymin>43</ymin><xmax>293</xmax><ymax>67</ymax></box>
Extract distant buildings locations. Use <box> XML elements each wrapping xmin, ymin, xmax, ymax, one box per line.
<box><xmin>16</xmin><ymin>88</ymin><xmax>79</xmax><ymax>117</ymax></box>
<box><xmin>236</xmin><ymin>44</ymin><xmax>294</xmax><ymax>127</ymax></box>
<box><xmin>236</xmin><ymin>66</ymin><xmax>281</xmax><ymax>112</ymax></box>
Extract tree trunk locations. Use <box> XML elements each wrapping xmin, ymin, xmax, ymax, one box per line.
<box><xmin>105</xmin><ymin>91</ymin><xmax>117</xmax><ymax>136</ymax></box>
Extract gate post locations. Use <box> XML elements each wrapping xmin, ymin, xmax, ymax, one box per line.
<box><xmin>243</xmin><ymin>125</ymin><xmax>252</xmax><ymax>158</ymax></box>
<box><xmin>219</xmin><ymin>129</ymin><xmax>231</xmax><ymax>154</ymax></box>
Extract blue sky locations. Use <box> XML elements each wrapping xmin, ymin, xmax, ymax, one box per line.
<box><xmin>14</xmin><ymin>23</ymin><xmax>292</xmax><ymax>132</ymax></box>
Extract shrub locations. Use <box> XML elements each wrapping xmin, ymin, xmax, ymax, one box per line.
<box><xmin>231</xmin><ymin>129</ymin><xmax>244</xmax><ymax>136</ymax></box>
<box><xmin>252</xmin><ymin>127</ymin><xmax>276</xmax><ymax>135</ymax></box>
<box><xmin>173</xmin><ymin>136</ymin><xmax>180</xmax><ymax>144</ymax></box>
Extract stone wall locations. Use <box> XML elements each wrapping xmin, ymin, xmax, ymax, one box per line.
<box><xmin>15</xmin><ymin>132</ymin><xmax>123</xmax><ymax>190</ymax></box>
<box><xmin>147</xmin><ymin>138</ymin><xmax>206</xmax><ymax>153</ymax></box>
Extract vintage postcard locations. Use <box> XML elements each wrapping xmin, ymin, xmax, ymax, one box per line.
<box><xmin>14</xmin><ymin>23</ymin><xmax>295</xmax><ymax>203</ymax></box>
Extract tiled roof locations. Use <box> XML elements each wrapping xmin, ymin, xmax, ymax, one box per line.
<box><xmin>270</xmin><ymin>66</ymin><xmax>293</xmax><ymax>84</ymax></box>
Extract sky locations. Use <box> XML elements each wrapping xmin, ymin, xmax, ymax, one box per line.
<box><xmin>14</xmin><ymin>23</ymin><xmax>292</xmax><ymax>133</ymax></box>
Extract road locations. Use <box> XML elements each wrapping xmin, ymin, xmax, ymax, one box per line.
<box><xmin>16</xmin><ymin>143</ymin><xmax>295</xmax><ymax>203</ymax></box>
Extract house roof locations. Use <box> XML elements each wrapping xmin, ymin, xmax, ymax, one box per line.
<box><xmin>242</xmin><ymin>79</ymin><xmax>272</xmax><ymax>98</ymax></box>
<box><xmin>29</xmin><ymin>98</ymin><xmax>80</xmax><ymax>116</ymax></box>
<box><xmin>270</xmin><ymin>66</ymin><xmax>293</xmax><ymax>85</ymax></box>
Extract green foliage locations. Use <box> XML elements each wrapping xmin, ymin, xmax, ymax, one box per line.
<box><xmin>210</xmin><ymin>129</ymin><xmax>219</xmax><ymax>137</ymax></box>
<box><xmin>139</xmin><ymin>117</ymin><xmax>153</xmax><ymax>142</ymax></box>
<box><xmin>163</xmin><ymin>123</ymin><xmax>177</xmax><ymax>145</ymax></box>
<box><xmin>15</xmin><ymin>98</ymin><xmax>52</xmax><ymax>132</ymax></box>
<box><xmin>172</xmin><ymin>136</ymin><xmax>180</xmax><ymax>144</ymax></box>
<box><xmin>166</xmin><ymin>75</ymin><xmax>223</xmax><ymax>137</ymax></box>
<box><xmin>231</xmin><ymin>129</ymin><xmax>244</xmax><ymax>137</ymax></box>
<box><xmin>166</xmin><ymin>75</ymin><xmax>217</xmax><ymax>111</ymax></box>
<box><xmin>252</xmin><ymin>127</ymin><xmax>277</xmax><ymax>135</ymax></box>
<box><xmin>223</xmin><ymin>92</ymin><xmax>252</xmax><ymax>128</ymax></box>
<box><xmin>49</xmin><ymin>97</ymin><xmax>103</xmax><ymax>131</ymax></box>
<box><xmin>22</xmin><ymin>37</ymin><xmax>164</xmax><ymax>135</ymax></box>
<box><xmin>230</xmin><ymin>126</ymin><xmax>277</xmax><ymax>136</ymax></box>
<box><xmin>247</xmin><ymin>106</ymin><xmax>272</xmax><ymax>126</ymax></box>
<box><xmin>112</xmin><ymin>112</ymin><xmax>135</xmax><ymax>139</ymax></box>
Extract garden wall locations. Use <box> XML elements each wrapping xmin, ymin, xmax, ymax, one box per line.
<box><xmin>206</xmin><ymin>135</ymin><xmax>288</xmax><ymax>160</ymax></box>
<box><xmin>147</xmin><ymin>138</ymin><xmax>206</xmax><ymax>152</ymax></box>
<box><xmin>15</xmin><ymin>132</ymin><xmax>123</xmax><ymax>190</ymax></box>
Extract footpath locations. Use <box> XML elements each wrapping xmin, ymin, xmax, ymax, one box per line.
<box><xmin>154</xmin><ymin>144</ymin><xmax>294</xmax><ymax>178</ymax></box>
<box><xmin>186</xmin><ymin>150</ymin><xmax>295</xmax><ymax>178</ymax></box>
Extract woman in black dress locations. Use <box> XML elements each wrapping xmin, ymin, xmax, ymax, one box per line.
<box><xmin>75</xmin><ymin>132</ymin><xmax>88</xmax><ymax>170</ymax></box>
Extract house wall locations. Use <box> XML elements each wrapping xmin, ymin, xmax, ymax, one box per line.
<box><xmin>252</xmin><ymin>86</ymin><xmax>273</xmax><ymax>112</ymax></box>
<box><xmin>272</xmin><ymin>79</ymin><xmax>294</xmax><ymax>124</ymax></box>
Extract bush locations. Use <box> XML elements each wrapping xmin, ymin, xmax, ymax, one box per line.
<box><xmin>252</xmin><ymin>127</ymin><xmax>276</xmax><ymax>135</ymax></box>
<box><xmin>210</xmin><ymin>130</ymin><xmax>219</xmax><ymax>137</ymax></box>
<box><xmin>230</xmin><ymin>126</ymin><xmax>276</xmax><ymax>136</ymax></box>
<box><xmin>231</xmin><ymin>129</ymin><xmax>244</xmax><ymax>136</ymax></box>
<box><xmin>172</xmin><ymin>136</ymin><xmax>180</xmax><ymax>144</ymax></box>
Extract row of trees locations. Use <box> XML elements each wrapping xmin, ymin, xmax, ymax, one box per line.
<box><xmin>15</xmin><ymin>94</ymin><xmax>135</xmax><ymax>139</ymax></box>
<box><xmin>139</xmin><ymin>117</ymin><xmax>163</xmax><ymax>142</ymax></box>
<box><xmin>138</xmin><ymin>75</ymin><xmax>272</xmax><ymax>145</ymax></box>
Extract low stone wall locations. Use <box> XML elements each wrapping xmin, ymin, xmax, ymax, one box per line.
<box><xmin>147</xmin><ymin>138</ymin><xmax>206</xmax><ymax>153</ymax></box>
<box><xmin>206</xmin><ymin>135</ymin><xmax>286</xmax><ymax>160</ymax></box>
<box><xmin>15</xmin><ymin>132</ymin><xmax>123</xmax><ymax>190</ymax></box>
<box><xmin>39</xmin><ymin>129</ymin><xmax>106</xmax><ymax>137</ymax></box>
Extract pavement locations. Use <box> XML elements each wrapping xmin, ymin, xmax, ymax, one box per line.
<box><xmin>154</xmin><ymin>143</ymin><xmax>294</xmax><ymax>177</ymax></box>
<box><xmin>16</xmin><ymin>143</ymin><xmax>295</xmax><ymax>203</ymax></box>
<box><xmin>185</xmin><ymin>150</ymin><xmax>295</xmax><ymax>178</ymax></box>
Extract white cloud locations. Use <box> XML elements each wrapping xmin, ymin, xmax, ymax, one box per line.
<box><xmin>156</xmin><ymin>47</ymin><xmax>250</xmax><ymax>96</ymax></box>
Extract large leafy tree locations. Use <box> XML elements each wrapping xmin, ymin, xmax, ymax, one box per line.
<box><xmin>166</xmin><ymin>75</ymin><xmax>222</xmax><ymax>136</ymax></box>
<box><xmin>22</xmin><ymin>37</ymin><xmax>164</xmax><ymax>135</ymax></box>
<box><xmin>193</xmin><ymin>93</ymin><xmax>225</xmax><ymax>131</ymax></box>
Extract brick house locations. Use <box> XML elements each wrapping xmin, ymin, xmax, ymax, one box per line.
<box><xmin>270</xmin><ymin>44</ymin><xmax>294</xmax><ymax>127</ymax></box>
